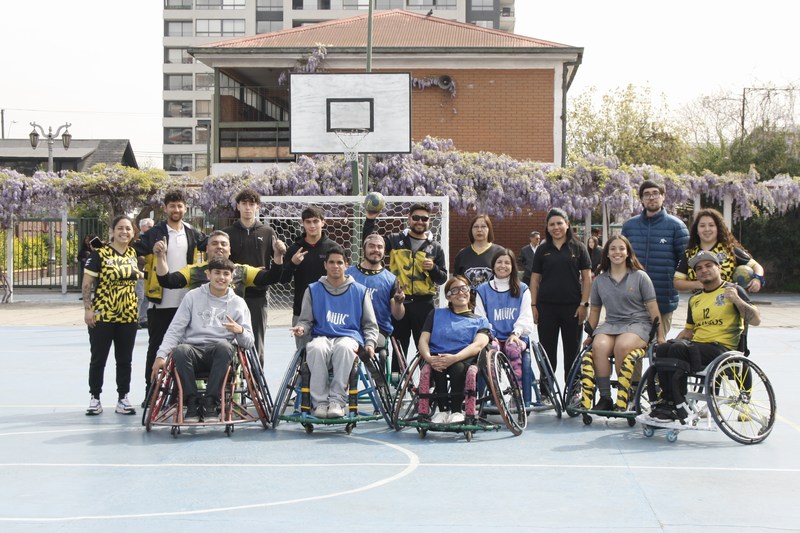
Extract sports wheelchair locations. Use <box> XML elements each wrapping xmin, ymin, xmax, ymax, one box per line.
<box><xmin>634</xmin><ymin>329</ymin><xmax>776</xmax><ymax>444</ymax></box>
<box><xmin>564</xmin><ymin>319</ymin><xmax>660</xmax><ymax>426</ymax></box>
<box><xmin>522</xmin><ymin>341</ymin><xmax>564</xmax><ymax>418</ymax></box>
<box><xmin>271</xmin><ymin>345</ymin><xmax>394</xmax><ymax>434</ymax></box>
<box><xmin>143</xmin><ymin>346</ymin><xmax>273</xmax><ymax>437</ymax></box>
<box><xmin>392</xmin><ymin>347</ymin><xmax>526</xmax><ymax>441</ymax></box>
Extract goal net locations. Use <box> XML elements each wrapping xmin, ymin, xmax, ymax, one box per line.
<box><xmin>259</xmin><ymin>195</ymin><xmax>450</xmax><ymax>327</ymax></box>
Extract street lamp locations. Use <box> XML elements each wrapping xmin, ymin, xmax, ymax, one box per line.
<box><xmin>29</xmin><ymin>122</ymin><xmax>71</xmax><ymax>290</ymax></box>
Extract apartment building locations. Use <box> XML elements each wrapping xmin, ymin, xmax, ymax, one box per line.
<box><xmin>163</xmin><ymin>0</ymin><xmax>515</xmax><ymax>173</ymax></box>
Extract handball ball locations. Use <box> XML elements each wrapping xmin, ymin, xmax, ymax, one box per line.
<box><xmin>733</xmin><ymin>265</ymin><xmax>754</xmax><ymax>288</ymax></box>
<box><xmin>364</xmin><ymin>191</ymin><xmax>385</xmax><ymax>214</ymax></box>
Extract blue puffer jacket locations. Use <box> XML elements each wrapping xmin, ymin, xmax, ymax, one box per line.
<box><xmin>621</xmin><ymin>208</ymin><xmax>689</xmax><ymax>314</ymax></box>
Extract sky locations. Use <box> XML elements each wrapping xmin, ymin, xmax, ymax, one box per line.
<box><xmin>1</xmin><ymin>1</ymin><xmax>796</xmax><ymax>170</ymax></box>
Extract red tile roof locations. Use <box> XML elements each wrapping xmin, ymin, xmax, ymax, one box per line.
<box><xmin>206</xmin><ymin>9</ymin><xmax>574</xmax><ymax>50</ymax></box>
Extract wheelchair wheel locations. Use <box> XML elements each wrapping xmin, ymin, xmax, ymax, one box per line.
<box><xmin>145</xmin><ymin>360</ymin><xmax>177</xmax><ymax>432</ymax></box>
<box><xmin>360</xmin><ymin>351</ymin><xmax>395</xmax><ymax>429</ymax></box>
<box><xmin>392</xmin><ymin>355</ymin><xmax>422</xmax><ymax>431</ymax></box>
<box><xmin>240</xmin><ymin>348</ymin><xmax>272</xmax><ymax>429</ymax></box>
<box><xmin>271</xmin><ymin>349</ymin><xmax>304</xmax><ymax>428</ymax></box>
<box><xmin>633</xmin><ymin>365</ymin><xmax>659</xmax><ymax>417</ymax></box>
<box><xmin>707</xmin><ymin>355</ymin><xmax>776</xmax><ymax>445</ymax></box>
<box><xmin>486</xmin><ymin>350</ymin><xmax>527</xmax><ymax>435</ymax></box>
<box><xmin>532</xmin><ymin>342</ymin><xmax>564</xmax><ymax>418</ymax></box>
<box><xmin>563</xmin><ymin>355</ymin><xmax>583</xmax><ymax>417</ymax></box>
<box><xmin>141</xmin><ymin>381</ymin><xmax>157</xmax><ymax>427</ymax></box>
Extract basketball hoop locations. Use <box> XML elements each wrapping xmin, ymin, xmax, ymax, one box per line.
<box><xmin>332</xmin><ymin>128</ymin><xmax>370</xmax><ymax>162</ymax></box>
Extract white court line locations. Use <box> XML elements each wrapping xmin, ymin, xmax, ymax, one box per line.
<box><xmin>0</xmin><ymin>435</ymin><xmax>420</xmax><ymax>523</ymax></box>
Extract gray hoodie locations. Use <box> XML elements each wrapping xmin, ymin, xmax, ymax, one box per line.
<box><xmin>297</xmin><ymin>275</ymin><xmax>379</xmax><ymax>349</ymax></box>
<box><xmin>156</xmin><ymin>283</ymin><xmax>254</xmax><ymax>359</ymax></box>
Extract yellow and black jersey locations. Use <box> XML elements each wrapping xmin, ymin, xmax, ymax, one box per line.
<box><xmin>84</xmin><ymin>246</ymin><xmax>139</xmax><ymax>323</ymax></box>
<box><xmin>686</xmin><ymin>282</ymin><xmax>748</xmax><ymax>350</ymax></box>
<box><xmin>675</xmin><ymin>243</ymin><xmax>755</xmax><ymax>283</ymax></box>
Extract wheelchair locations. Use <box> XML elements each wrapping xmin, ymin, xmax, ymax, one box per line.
<box><xmin>634</xmin><ymin>330</ymin><xmax>776</xmax><ymax>444</ymax></box>
<box><xmin>143</xmin><ymin>346</ymin><xmax>273</xmax><ymax>437</ymax></box>
<box><xmin>271</xmin><ymin>345</ymin><xmax>394</xmax><ymax>434</ymax></box>
<box><xmin>522</xmin><ymin>341</ymin><xmax>564</xmax><ymax>418</ymax></box>
<box><xmin>392</xmin><ymin>348</ymin><xmax>527</xmax><ymax>441</ymax></box>
<box><xmin>564</xmin><ymin>319</ymin><xmax>660</xmax><ymax>426</ymax></box>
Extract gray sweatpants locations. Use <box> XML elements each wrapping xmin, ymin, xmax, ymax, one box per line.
<box><xmin>305</xmin><ymin>336</ymin><xmax>359</xmax><ymax>408</ymax></box>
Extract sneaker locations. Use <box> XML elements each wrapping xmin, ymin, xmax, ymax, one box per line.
<box><xmin>431</xmin><ymin>411</ymin><xmax>450</xmax><ymax>424</ymax></box>
<box><xmin>184</xmin><ymin>398</ymin><xmax>201</xmax><ymax>423</ymax></box>
<box><xmin>448</xmin><ymin>412</ymin><xmax>466</xmax><ymax>424</ymax></box>
<box><xmin>115</xmin><ymin>395</ymin><xmax>136</xmax><ymax>415</ymax></box>
<box><xmin>312</xmin><ymin>403</ymin><xmax>329</xmax><ymax>419</ymax></box>
<box><xmin>593</xmin><ymin>396</ymin><xmax>615</xmax><ymax>412</ymax></box>
<box><xmin>85</xmin><ymin>397</ymin><xmax>103</xmax><ymax>416</ymax></box>
<box><xmin>650</xmin><ymin>404</ymin><xmax>677</xmax><ymax>421</ymax></box>
<box><xmin>203</xmin><ymin>395</ymin><xmax>220</xmax><ymax>421</ymax></box>
<box><xmin>327</xmin><ymin>403</ymin><xmax>346</xmax><ymax>419</ymax></box>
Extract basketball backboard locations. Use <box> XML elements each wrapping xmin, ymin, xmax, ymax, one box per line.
<box><xmin>289</xmin><ymin>72</ymin><xmax>411</xmax><ymax>154</ymax></box>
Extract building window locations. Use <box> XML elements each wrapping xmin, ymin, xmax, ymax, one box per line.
<box><xmin>196</xmin><ymin>19</ymin><xmax>246</xmax><ymax>37</ymax></box>
<box><xmin>196</xmin><ymin>100</ymin><xmax>212</xmax><ymax>118</ymax></box>
<box><xmin>375</xmin><ymin>0</ymin><xmax>403</xmax><ymax>7</ymax></box>
<box><xmin>470</xmin><ymin>0</ymin><xmax>493</xmax><ymax>10</ymax></box>
<box><xmin>164</xmin><ymin>0</ymin><xmax>191</xmax><ymax>9</ymax></box>
<box><xmin>164</xmin><ymin>128</ymin><xmax>194</xmax><ymax>145</ymax></box>
<box><xmin>256</xmin><ymin>0</ymin><xmax>282</xmax><ymax>10</ymax></box>
<box><xmin>407</xmin><ymin>0</ymin><xmax>456</xmax><ymax>8</ymax></box>
<box><xmin>196</xmin><ymin>0</ymin><xmax>246</xmax><ymax>9</ymax></box>
<box><xmin>165</xmin><ymin>48</ymin><xmax>193</xmax><ymax>64</ymax></box>
<box><xmin>342</xmin><ymin>0</ymin><xmax>370</xmax><ymax>8</ymax></box>
<box><xmin>196</xmin><ymin>154</ymin><xmax>209</xmax><ymax>171</ymax></box>
<box><xmin>318</xmin><ymin>0</ymin><xmax>331</xmax><ymax>8</ymax></box>
<box><xmin>164</xmin><ymin>74</ymin><xmax>193</xmax><ymax>91</ymax></box>
<box><xmin>196</xmin><ymin>73</ymin><xmax>214</xmax><ymax>91</ymax></box>
<box><xmin>164</xmin><ymin>101</ymin><xmax>193</xmax><ymax>118</ymax></box>
<box><xmin>165</xmin><ymin>154</ymin><xmax>193</xmax><ymax>172</ymax></box>
<box><xmin>472</xmin><ymin>20</ymin><xmax>495</xmax><ymax>28</ymax></box>
<box><xmin>165</xmin><ymin>21</ymin><xmax>192</xmax><ymax>37</ymax></box>
<box><xmin>256</xmin><ymin>20</ymin><xmax>283</xmax><ymax>33</ymax></box>
<box><xmin>195</xmin><ymin>124</ymin><xmax>209</xmax><ymax>144</ymax></box>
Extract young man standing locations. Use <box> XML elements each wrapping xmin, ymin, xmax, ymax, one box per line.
<box><xmin>621</xmin><ymin>180</ymin><xmax>689</xmax><ymax>335</ymax></box>
<box><xmin>290</xmin><ymin>247</ymin><xmax>378</xmax><ymax>419</ymax></box>
<box><xmin>518</xmin><ymin>230</ymin><xmax>540</xmax><ymax>283</ymax></box>
<box><xmin>136</xmin><ymin>190</ymin><xmax>207</xmax><ymax>403</ymax></box>
<box><xmin>153</xmin><ymin>258</ymin><xmax>253</xmax><ymax>422</ymax></box>
<box><xmin>280</xmin><ymin>206</ymin><xmax>339</xmax><ymax>348</ymax></box>
<box><xmin>223</xmin><ymin>188</ymin><xmax>285</xmax><ymax>362</ymax></box>
<box><xmin>363</xmin><ymin>204</ymin><xmax>447</xmax><ymax>356</ymax></box>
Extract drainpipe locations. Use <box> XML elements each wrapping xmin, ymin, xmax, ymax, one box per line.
<box><xmin>560</xmin><ymin>54</ymin><xmax>582</xmax><ymax>167</ymax></box>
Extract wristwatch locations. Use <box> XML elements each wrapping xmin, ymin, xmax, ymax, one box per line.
<box><xmin>753</xmin><ymin>273</ymin><xmax>766</xmax><ymax>287</ymax></box>
<box><xmin>580</xmin><ymin>302</ymin><xmax>590</xmax><ymax>308</ymax></box>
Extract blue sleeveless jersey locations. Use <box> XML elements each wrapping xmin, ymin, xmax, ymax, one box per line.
<box><xmin>428</xmin><ymin>308</ymin><xmax>492</xmax><ymax>355</ymax></box>
<box><xmin>310</xmin><ymin>281</ymin><xmax>367</xmax><ymax>346</ymax></box>
<box><xmin>346</xmin><ymin>265</ymin><xmax>396</xmax><ymax>335</ymax></box>
<box><xmin>475</xmin><ymin>282</ymin><xmax>528</xmax><ymax>341</ymax></box>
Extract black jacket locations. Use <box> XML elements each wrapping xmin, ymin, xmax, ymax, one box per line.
<box><xmin>280</xmin><ymin>232</ymin><xmax>339</xmax><ymax>316</ymax></box>
<box><xmin>223</xmin><ymin>220</ymin><xmax>276</xmax><ymax>298</ymax></box>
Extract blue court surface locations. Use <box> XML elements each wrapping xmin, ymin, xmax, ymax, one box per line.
<box><xmin>1</xmin><ymin>324</ymin><xmax>798</xmax><ymax>532</ymax></box>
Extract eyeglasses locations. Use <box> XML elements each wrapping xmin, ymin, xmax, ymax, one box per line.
<box><xmin>472</xmin><ymin>225</ymin><xmax>489</xmax><ymax>230</ymax></box>
<box><xmin>642</xmin><ymin>192</ymin><xmax>662</xmax><ymax>199</ymax></box>
<box><xmin>411</xmin><ymin>215</ymin><xmax>430</xmax><ymax>222</ymax></box>
<box><xmin>447</xmin><ymin>285</ymin><xmax>470</xmax><ymax>296</ymax></box>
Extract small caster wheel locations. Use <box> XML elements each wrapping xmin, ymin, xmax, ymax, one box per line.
<box><xmin>303</xmin><ymin>424</ymin><xmax>314</xmax><ymax>434</ymax></box>
<box><xmin>345</xmin><ymin>423</ymin><xmax>355</xmax><ymax>435</ymax></box>
<box><xmin>418</xmin><ymin>428</ymin><xmax>427</xmax><ymax>439</ymax></box>
<box><xmin>666</xmin><ymin>431</ymin><xmax>678</xmax><ymax>443</ymax></box>
<box><xmin>582</xmin><ymin>413</ymin><xmax>592</xmax><ymax>425</ymax></box>
<box><xmin>627</xmin><ymin>417</ymin><xmax>636</xmax><ymax>427</ymax></box>
<box><xmin>225</xmin><ymin>424</ymin><xmax>233</xmax><ymax>436</ymax></box>
<box><xmin>465</xmin><ymin>431</ymin><xmax>473</xmax><ymax>442</ymax></box>
<box><xmin>171</xmin><ymin>426</ymin><xmax>179</xmax><ymax>438</ymax></box>
<box><xmin>642</xmin><ymin>425</ymin><xmax>655</xmax><ymax>438</ymax></box>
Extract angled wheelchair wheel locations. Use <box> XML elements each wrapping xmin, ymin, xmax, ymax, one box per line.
<box><xmin>486</xmin><ymin>350</ymin><xmax>527</xmax><ymax>435</ymax></box>
<box><xmin>532</xmin><ymin>342</ymin><xmax>564</xmax><ymax>418</ymax></box>
<box><xmin>240</xmin><ymin>348</ymin><xmax>273</xmax><ymax>429</ymax></box>
<box><xmin>563</xmin><ymin>354</ymin><xmax>583</xmax><ymax>417</ymax></box>
<box><xmin>633</xmin><ymin>365</ymin><xmax>659</xmax><ymax>417</ymax></box>
<box><xmin>271</xmin><ymin>349</ymin><xmax>304</xmax><ymax>428</ymax></box>
<box><xmin>707</xmin><ymin>355</ymin><xmax>776</xmax><ymax>444</ymax></box>
<box><xmin>145</xmin><ymin>359</ymin><xmax>177</xmax><ymax>432</ymax></box>
<box><xmin>392</xmin><ymin>355</ymin><xmax>422</xmax><ymax>430</ymax></box>
<box><xmin>360</xmin><ymin>351</ymin><xmax>395</xmax><ymax>429</ymax></box>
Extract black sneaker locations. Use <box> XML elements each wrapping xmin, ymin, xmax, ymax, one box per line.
<box><xmin>593</xmin><ymin>396</ymin><xmax>615</xmax><ymax>412</ymax></box>
<box><xmin>203</xmin><ymin>395</ymin><xmax>220</xmax><ymax>421</ymax></box>
<box><xmin>184</xmin><ymin>397</ymin><xmax>201</xmax><ymax>423</ymax></box>
<box><xmin>650</xmin><ymin>403</ymin><xmax>676</xmax><ymax>421</ymax></box>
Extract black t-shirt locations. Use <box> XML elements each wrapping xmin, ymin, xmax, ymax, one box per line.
<box><xmin>531</xmin><ymin>240</ymin><xmax>591</xmax><ymax>304</ymax></box>
<box><xmin>453</xmin><ymin>243</ymin><xmax>504</xmax><ymax>289</ymax></box>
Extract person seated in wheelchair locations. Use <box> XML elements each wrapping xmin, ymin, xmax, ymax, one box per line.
<box><xmin>152</xmin><ymin>258</ymin><xmax>254</xmax><ymax>423</ymax></box>
<box><xmin>649</xmin><ymin>250</ymin><xmax>760</xmax><ymax>422</ymax></box>
<box><xmin>418</xmin><ymin>275</ymin><xmax>493</xmax><ymax>425</ymax></box>
<box><xmin>290</xmin><ymin>246</ymin><xmax>379</xmax><ymax>419</ymax></box>
<box><xmin>584</xmin><ymin>235</ymin><xmax>665</xmax><ymax>411</ymax></box>
<box><xmin>474</xmin><ymin>248</ymin><xmax>533</xmax><ymax>382</ymax></box>
<box><xmin>346</xmin><ymin>233</ymin><xmax>405</xmax><ymax>357</ymax></box>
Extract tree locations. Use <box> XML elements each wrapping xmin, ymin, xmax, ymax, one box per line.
<box><xmin>568</xmin><ymin>85</ymin><xmax>690</xmax><ymax>170</ymax></box>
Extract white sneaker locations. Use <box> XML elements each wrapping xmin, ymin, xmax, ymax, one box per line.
<box><xmin>312</xmin><ymin>403</ymin><xmax>329</xmax><ymax>418</ymax></box>
<box><xmin>86</xmin><ymin>397</ymin><xmax>103</xmax><ymax>416</ymax></box>
<box><xmin>115</xmin><ymin>395</ymin><xmax>136</xmax><ymax>415</ymax></box>
<box><xmin>327</xmin><ymin>403</ymin><xmax>346</xmax><ymax>419</ymax></box>
<box><xmin>448</xmin><ymin>412</ymin><xmax>466</xmax><ymax>425</ymax></box>
<box><xmin>431</xmin><ymin>411</ymin><xmax>449</xmax><ymax>424</ymax></box>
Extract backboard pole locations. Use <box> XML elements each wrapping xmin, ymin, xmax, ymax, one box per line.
<box><xmin>351</xmin><ymin>159</ymin><xmax>360</xmax><ymax>195</ymax></box>
<box><xmin>362</xmin><ymin>2</ymin><xmax>374</xmax><ymax>195</ymax></box>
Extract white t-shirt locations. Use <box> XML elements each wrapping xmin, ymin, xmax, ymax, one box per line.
<box><xmin>154</xmin><ymin>225</ymin><xmax>189</xmax><ymax>309</ymax></box>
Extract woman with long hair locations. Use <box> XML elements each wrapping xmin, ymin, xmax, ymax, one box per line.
<box><xmin>674</xmin><ymin>208</ymin><xmax>765</xmax><ymax>292</ymax></box>
<box><xmin>475</xmin><ymin>249</ymin><xmax>533</xmax><ymax>381</ymax></box>
<box><xmin>417</xmin><ymin>275</ymin><xmax>492</xmax><ymax>424</ymax></box>
<box><xmin>529</xmin><ymin>208</ymin><xmax>593</xmax><ymax>387</ymax></box>
<box><xmin>587</xmin><ymin>236</ymin><xmax>602</xmax><ymax>275</ymax></box>
<box><xmin>586</xmin><ymin>235</ymin><xmax>665</xmax><ymax>411</ymax></box>
<box><xmin>453</xmin><ymin>214</ymin><xmax>504</xmax><ymax>290</ymax></box>
<box><xmin>82</xmin><ymin>214</ymin><xmax>141</xmax><ymax>416</ymax></box>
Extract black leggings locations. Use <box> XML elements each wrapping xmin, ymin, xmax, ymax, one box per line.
<box><xmin>655</xmin><ymin>340</ymin><xmax>726</xmax><ymax>404</ymax></box>
<box><xmin>431</xmin><ymin>359</ymin><xmax>474</xmax><ymax>413</ymax></box>
<box><xmin>145</xmin><ymin>307</ymin><xmax>178</xmax><ymax>390</ymax></box>
<box><xmin>392</xmin><ymin>298</ymin><xmax>433</xmax><ymax>368</ymax></box>
<box><xmin>88</xmin><ymin>322</ymin><xmax>138</xmax><ymax>398</ymax></box>
<box><xmin>537</xmin><ymin>302</ymin><xmax>582</xmax><ymax>383</ymax></box>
